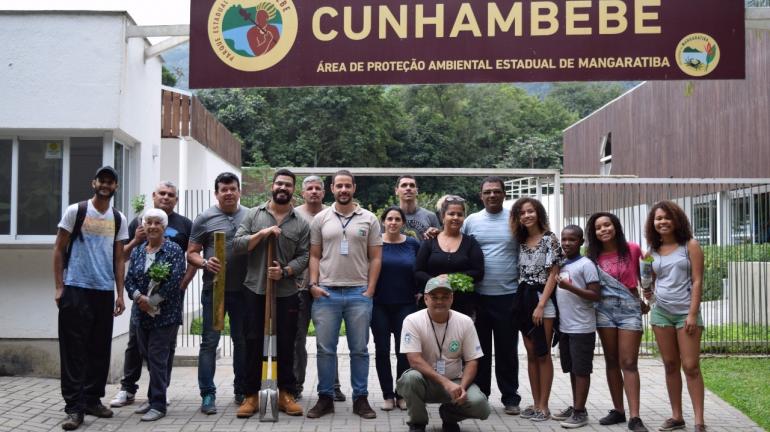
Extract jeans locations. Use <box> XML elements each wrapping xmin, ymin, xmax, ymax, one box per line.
<box><xmin>198</xmin><ymin>289</ymin><xmax>246</xmax><ymax>398</ymax></box>
<box><xmin>474</xmin><ymin>293</ymin><xmax>521</xmax><ymax>406</ymax></box>
<box><xmin>58</xmin><ymin>286</ymin><xmax>114</xmax><ymax>414</ymax></box>
<box><xmin>294</xmin><ymin>290</ymin><xmax>343</xmax><ymax>394</ymax></box>
<box><xmin>371</xmin><ymin>302</ymin><xmax>417</xmax><ymax>399</ymax></box>
<box><xmin>136</xmin><ymin>324</ymin><xmax>178</xmax><ymax>413</ymax></box>
<box><xmin>243</xmin><ymin>290</ymin><xmax>299</xmax><ymax>395</ymax></box>
<box><xmin>312</xmin><ymin>285</ymin><xmax>373</xmax><ymax>399</ymax></box>
<box><xmin>120</xmin><ymin>314</ymin><xmax>176</xmax><ymax>394</ymax></box>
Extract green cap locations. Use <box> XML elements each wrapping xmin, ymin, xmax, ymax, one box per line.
<box><xmin>425</xmin><ymin>274</ymin><xmax>453</xmax><ymax>293</ymax></box>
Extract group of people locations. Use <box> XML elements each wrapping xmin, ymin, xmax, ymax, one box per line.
<box><xmin>54</xmin><ymin>167</ymin><xmax>707</xmax><ymax>432</ymax></box>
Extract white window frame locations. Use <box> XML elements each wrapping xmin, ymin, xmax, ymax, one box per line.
<box><xmin>0</xmin><ymin>132</ymin><xmax>132</xmax><ymax>245</ymax></box>
<box><xmin>599</xmin><ymin>133</ymin><xmax>612</xmax><ymax>176</ymax></box>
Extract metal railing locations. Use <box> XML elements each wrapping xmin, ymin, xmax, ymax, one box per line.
<box><xmin>509</xmin><ymin>176</ymin><xmax>770</xmax><ymax>354</ymax></box>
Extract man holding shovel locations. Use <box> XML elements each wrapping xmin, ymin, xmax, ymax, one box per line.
<box><xmin>233</xmin><ymin>168</ymin><xmax>309</xmax><ymax>418</ymax></box>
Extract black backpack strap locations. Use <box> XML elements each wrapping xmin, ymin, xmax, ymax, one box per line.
<box><xmin>111</xmin><ymin>207</ymin><xmax>123</xmax><ymax>276</ymax></box>
<box><xmin>64</xmin><ymin>201</ymin><xmax>88</xmax><ymax>269</ymax></box>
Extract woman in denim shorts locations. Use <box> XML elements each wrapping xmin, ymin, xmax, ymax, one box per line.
<box><xmin>586</xmin><ymin>212</ymin><xmax>649</xmax><ymax>432</ymax></box>
<box><xmin>645</xmin><ymin>201</ymin><xmax>706</xmax><ymax>432</ymax></box>
<box><xmin>510</xmin><ymin>198</ymin><xmax>564</xmax><ymax>422</ymax></box>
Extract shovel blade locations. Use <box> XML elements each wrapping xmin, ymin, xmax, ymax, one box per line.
<box><xmin>258</xmin><ymin>388</ymin><xmax>279</xmax><ymax>422</ymax></box>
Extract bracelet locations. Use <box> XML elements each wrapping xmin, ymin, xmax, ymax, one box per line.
<box><xmin>202</xmin><ymin>259</ymin><xmax>208</xmax><ymax>270</ymax></box>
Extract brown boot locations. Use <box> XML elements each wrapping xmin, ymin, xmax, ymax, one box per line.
<box><xmin>306</xmin><ymin>395</ymin><xmax>334</xmax><ymax>418</ymax></box>
<box><xmin>353</xmin><ymin>396</ymin><xmax>377</xmax><ymax>419</ymax></box>
<box><xmin>278</xmin><ymin>390</ymin><xmax>303</xmax><ymax>416</ymax></box>
<box><xmin>236</xmin><ymin>394</ymin><xmax>259</xmax><ymax>418</ymax></box>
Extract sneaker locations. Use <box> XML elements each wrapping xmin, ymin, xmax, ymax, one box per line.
<box><xmin>628</xmin><ymin>417</ymin><xmax>649</xmax><ymax>432</ymax></box>
<box><xmin>140</xmin><ymin>408</ymin><xmax>166</xmax><ymax>422</ymax></box>
<box><xmin>561</xmin><ymin>409</ymin><xmax>589</xmax><ymax>429</ymax></box>
<box><xmin>531</xmin><ymin>410</ymin><xmax>551</xmax><ymax>422</ymax></box>
<box><xmin>200</xmin><ymin>394</ymin><xmax>217</xmax><ymax>415</ymax></box>
<box><xmin>353</xmin><ymin>396</ymin><xmax>377</xmax><ymax>419</ymax></box>
<box><xmin>381</xmin><ymin>398</ymin><xmax>395</xmax><ymax>411</ymax></box>
<box><xmin>600</xmin><ymin>409</ymin><xmax>627</xmax><ymax>425</ymax></box>
<box><xmin>307</xmin><ymin>395</ymin><xmax>334</xmax><ymax>418</ymax></box>
<box><xmin>439</xmin><ymin>404</ymin><xmax>461</xmax><ymax>432</ymax></box>
<box><xmin>397</xmin><ymin>398</ymin><xmax>407</xmax><ymax>410</ymax></box>
<box><xmin>134</xmin><ymin>401</ymin><xmax>151</xmax><ymax>414</ymax></box>
<box><xmin>109</xmin><ymin>390</ymin><xmax>135</xmax><ymax>407</ymax></box>
<box><xmin>504</xmin><ymin>404</ymin><xmax>521</xmax><ymax>415</ymax></box>
<box><xmin>658</xmin><ymin>418</ymin><xmax>686</xmax><ymax>431</ymax></box>
<box><xmin>84</xmin><ymin>403</ymin><xmax>113</xmax><ymax>418</ymax></box>
<box><xmin>61</xmin><ymin>413</ymin><xmax>84</xmax><ymax>431</ymax></box>
<box><xmin>334</xmin><ymin>387</ymin><xmax>347</xmax><ymax>402</ymax></box>
<box><xmin>520</xmin><ymin>405</ymin><xmax>537</xmax><ymax>419</ymax></box>
<box><xmin>552</xmin><ymin>406</ymin><xmax>574</xmax><ymax>421</ymax></box>
<box><xmin>234</xmin><ymin>393</ymin><xmax>245</xmax><ymax>405</ymax></box>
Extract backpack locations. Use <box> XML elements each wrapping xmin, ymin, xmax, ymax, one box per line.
<box><xmin>64</xmin><ymin>200</ymin><xmax>122</xmax><ymax>274</ymax></box>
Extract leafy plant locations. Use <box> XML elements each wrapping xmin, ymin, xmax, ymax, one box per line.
<box><xmin>448</xmin><ymin>273</ymin><xmax>474</xmax><ymax>293</ymax></box>
<box><xmin>131</xmin><ymin>194</ymin><xmax>146</xmax><ymax>215</ymax></box>
<box><xmin>147</xmin><ymin>261</ymin><xmax>172</xmax><ymax>282</ymax></box>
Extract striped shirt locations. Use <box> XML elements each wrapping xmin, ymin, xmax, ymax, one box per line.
<box><xmin>461</xmin><ymin>208</ymin><xmax>519</xmax><ymax>296</ymax></box>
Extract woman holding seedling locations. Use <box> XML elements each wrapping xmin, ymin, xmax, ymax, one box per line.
<box><xmin>124</xmin><ymin>208</ymin><xmax>186</xmax><ymax>422</ymax></box>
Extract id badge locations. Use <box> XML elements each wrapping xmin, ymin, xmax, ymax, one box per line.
<box><xmin>435</xmin><ymin>359</ymin><xmax>446</xmax><ymax>375</ymax></box>
<box><xmin>340</xmin><ymin>238</ymin><xmax>349</xmax><ymax>255</ymax></box>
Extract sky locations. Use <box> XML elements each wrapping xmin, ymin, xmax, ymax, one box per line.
<box><xmin>0</xmin><ymin>0</ymin><xmax>190</xmax><ymax>25</ymax></box>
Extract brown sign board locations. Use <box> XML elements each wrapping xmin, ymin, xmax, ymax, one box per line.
<box><xmin>189</xmin><ymin>0</ymin><xmax>745</xmax><ymax>89</ymax></box>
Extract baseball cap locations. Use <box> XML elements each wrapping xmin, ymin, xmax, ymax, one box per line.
<box><xmin>94</xmin><ymin>166</ymin><xmax>119</xmax><ymax>182</ymax></box>
<box><xmin>424</xmin><ymin>274</ymin><xmax>453</xmax><ymax>294</ymax></box>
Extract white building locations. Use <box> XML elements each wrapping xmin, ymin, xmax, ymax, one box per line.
<box><xmin>0</xmin><ymin>10</ymin><xmax>242</xmax><ymax>377</ymax></box>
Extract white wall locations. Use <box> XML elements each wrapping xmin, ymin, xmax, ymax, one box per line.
<box><xmin>0</xmin><ymin>13</ymin><xmax>125</xmax><ymax>129</ymax></box>
<box><xmin>0</xmin><ymin>248</ymin><xmax>130</xmax><ymax>339</ymax></box>
<box><xmin>181</xmin><ymin>137</ymin><xmax>242</xmax><ymax>191</ymax></box>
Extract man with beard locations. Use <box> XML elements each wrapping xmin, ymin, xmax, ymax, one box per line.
<box><xmin>306</xmin><ymin>170</ymin><xmax>382</xmax><ymax>419</ymax></box>
<box><xmin>110</xmin><ymin>181</ymin><xmax>195</xmax><ymax>411</ymax></box>
<box><xmin>53</xmin><ymin>166</ymin><xmax>129</xmax><ymax>430</ymax></box>
<box><xmin>293</xmin><ymin>176</ymin><xmax>347</xmax><ymax>402</ymax></box>
<box><xmin>232</xmin><ymin>169</ymin><xmax>309</xmax><ymax>418</ymax></box>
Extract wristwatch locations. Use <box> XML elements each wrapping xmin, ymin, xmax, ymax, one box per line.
<box><xmin>281</xmin><ymin>267</ymin><xmax>289</xmax><ymax>279</ymax></box>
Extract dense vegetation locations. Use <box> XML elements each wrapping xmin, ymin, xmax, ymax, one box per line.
<box><xmin>197</xmin><ymin>83</ymin><xmax>627</xmax><ymax>208</ymax></box>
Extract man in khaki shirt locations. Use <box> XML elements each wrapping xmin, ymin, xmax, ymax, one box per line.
<box><xmin>306</xmin><ymin>170</ymin><xmax>382</xmax><ymax>420</ymax></box>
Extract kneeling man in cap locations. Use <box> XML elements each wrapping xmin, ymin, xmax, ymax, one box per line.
<box><xmin>396</xmin><ymin>275</ymin><xmax>490</xmax><ymax>432</ymax></box>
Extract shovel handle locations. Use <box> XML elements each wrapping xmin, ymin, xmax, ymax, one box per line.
<box><xmin>264</xmin><ymin>234</ymin><xmax>274</xmax><ymax>335</ymax></box>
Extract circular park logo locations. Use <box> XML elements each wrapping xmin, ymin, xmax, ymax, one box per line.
<box><xmin>675</xmin><ymin>33</ymin><xmax>720</xmax><ymax>77</ymax></box>
<box><xmin>208</xmin><ymin>0</ymin><xmax>297</xmax><ymax>72</ymax></box>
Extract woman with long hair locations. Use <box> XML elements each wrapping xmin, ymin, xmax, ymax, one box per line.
<box><xmin>372</xmin><ymin>206</ymin><xmax>421</xmax><ymax>411</ymax></box>
<box><xmin>644</xmin><ymin>201</ymin><xmax>706</xmax><ymax>432</ymax></box>
<box><xmin>415</xmin><ymin>195</ymin><xmax>484</xmax><ymax>319</ymax></box>
<box><xmin>585</xmin><ymin>212</ymin><xmax>648</xmax><ymax>432</ymax></box>
<box><xmin>509</xmin><ymin>197</ymin><xmax>563</xmax><ymax>422</ymax></box>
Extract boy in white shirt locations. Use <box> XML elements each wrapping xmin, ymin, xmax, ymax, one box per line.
<box><xmin>553</xmin><ymin>225</ymin><xmax>601</xmax><ymax>429</ymax></box>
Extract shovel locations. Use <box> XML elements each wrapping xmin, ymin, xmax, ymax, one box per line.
<box><xmin>259</xmin><ymin>235</ymin><xmax>279</xmax><ymax>422</ymax></box>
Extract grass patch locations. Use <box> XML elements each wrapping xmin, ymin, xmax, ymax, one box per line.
<box><xmin>307</xmin><ymin>320</ymin><xmax>346</xmax><ymax>337</ymax></box>
<box><xmin>701</xmin><ymin>357</ymin><xmax>770</xmax><ymax>430</ymax></box>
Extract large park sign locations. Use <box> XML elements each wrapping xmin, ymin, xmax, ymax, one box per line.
<box><xmin>189</xmin><ymin>0</ymin><xmax>745</xmax><ymax>88</ymax></box>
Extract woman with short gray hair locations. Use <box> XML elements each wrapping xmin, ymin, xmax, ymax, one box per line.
<box><xmin>124</xmin><ymin>208</ymin><xmax>186</xmax><ymax>421</ymax></box>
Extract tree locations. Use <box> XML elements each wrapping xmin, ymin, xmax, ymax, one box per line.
<box><xmin>161</xmin><ymin>66</ymin><xmax>177</xmax><ymax>87</ymax></box>
<box><xmin>546</xmin><ymin>82</ymin><xmax>627</xmax><ymax>119</ymax></box>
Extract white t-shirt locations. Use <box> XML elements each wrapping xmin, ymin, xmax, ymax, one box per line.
<box><xmin>400</xmin><ymin>309</ymin><xmax>483</xmax><ymax>380</ymax></box>
<box><xmin>557</xmin><ymin>256</ymin><xmax>599</xmax><ymax>333</ymax></box>
<box><xmin>58</xmin><ymin>200</ymin><xmax>129</xmax><ymax>291</ymax></box>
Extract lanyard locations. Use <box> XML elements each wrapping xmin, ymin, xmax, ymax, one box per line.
<box><xmin>428</xmin><ymin>312</ymin><xmax>450</xmax><ymax>360</ymax></box>
<box><xmin>336</xmin><ymin>212</ymin><xmax>356</xmax><ymax>235</ymax></box>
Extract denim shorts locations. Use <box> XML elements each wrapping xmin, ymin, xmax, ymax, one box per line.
<box><xmin>595</xmin><ymin>297</ymin><xmax>643</xmax><ymax>331</ymax></box>
<box><xmin>650</xmin><ymin>306</ymin><xmax>704</xmax><ymax>329</ymax></box>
